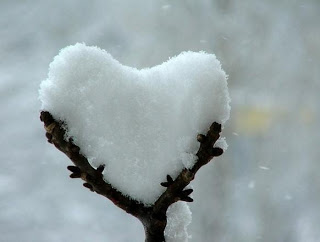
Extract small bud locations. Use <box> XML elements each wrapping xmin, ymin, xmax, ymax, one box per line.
<box><xmin>161</xmin><ymin>175</ymin><xmax>174</xmax><ymax>187</ymax></box>
<box><xmin>67</xmin><ymin>166</ymin><xmax>81</xmax><ymax>173</ymax></box>
<box><xmin>97</xmin><ymin>165</ymin><xmax>105</xmax><ymax>173</ymax></box>
<box><xmin>211</xmin><ymin>147</ymin><xmax>223</xmax><ymax>157</ymax></box>
<box><xmin>167</xmin><ymin>175</ymin><xmax>173</xmax><ymax>183</ymax></box>
<box><xmin>83</xmin><ymin>183</ymin><xmax>94</xmax><ymax>192</ymax></box>
<box><xmin>161</xmin><ymin>181</ymin><xmax>170</xmax><ymax>187</ymax></box>
<box><xmin>181</xmin><ymin>189</ymin><xmax>193</xmax><ymax>196</ymax></box>
<box><xmin>211</xmin><ymin>122</ymin><xmax>222</xmax><ymax>132</ymax></box>
<box><xmin>70</xmin><ymin>173</ymin><xmax>81</xmax><ymax>178</ymax></box>
<box><xmin>45</xmin><ymin>132</ymin><xmax>52</xmax><ymax>141</ymax></box>
<box><xmin>40</xmin><ymin>111</ymin><xmax>54</xmax><ymax>125</ymax></box>
<box><xmin>197</xmin><ymin>134</ymin><xmax>206</xmax><ymax>143</ymax></box>
<box><xmin>180</xmin><ymin>196</ymin><xmax>193</xmax><ymax>202</ymax></box>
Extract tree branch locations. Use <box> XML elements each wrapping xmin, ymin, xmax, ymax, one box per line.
<box><xmin>153</xmin><ymin>122</ymin><xmax>223</xmax><ymax>218</ymax></box>
<box><xmin>40</xmin><ymin>111</ymin><xmax>148</xmax><ymax>218</ymax></box>
<box><xmin>40</xmin><ymin>111</ymin><xmax>223</xmax><ymax>241</ymax></box>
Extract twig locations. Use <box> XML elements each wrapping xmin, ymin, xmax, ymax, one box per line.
<box><xmin>40</xmin><ymin>111</ymin><xmax>223</xmax><ymax>241</ymax></box>
<box><xmin>40</xmin><ymin>111</ymin><xmax>148</xmax><ymax>218</ymax></box>
<box><xmin>153</xmin><ymin>122</ymin><xmax>223</xmax><ymax>218</ymax></box>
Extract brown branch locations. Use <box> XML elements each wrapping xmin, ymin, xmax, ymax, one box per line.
<box><xmin>40</xmin><ymin>111</ymin><xmax>149</xmax><ymax>218</ymax></box>
<box><xmin>152</xmin><ymin>122</ymin><xmax>223</xmax><ymax>218</ymax></box>
<box><xmin>40</xmin><ymin>111</ymin><xmax>223</xmax><ymax>241</ymax></box>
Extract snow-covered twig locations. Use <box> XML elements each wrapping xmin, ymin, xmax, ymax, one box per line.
<box><xmin>40</xmin><ymin>111</ymin><xmax>223</xmax><ymax>241</ymax></box>
<box><xmin>154</xmin><ymin>122</ymin><xmax>223</xmax><ymax>215</ymax></box>
<box><xmin>40</xmin><ymin>111</ymin><xmax>148</xmax><ymax>217</ymax></box>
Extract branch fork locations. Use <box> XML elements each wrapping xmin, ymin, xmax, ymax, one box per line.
<box><xmin>40</xmin><ymin>111</ymin><xmax>224</xmax><ymax>241</ymax></box>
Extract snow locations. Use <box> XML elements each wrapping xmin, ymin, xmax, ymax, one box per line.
<box><xmin>164</xmin><ymin>202</ymin><xmax>192</xmax><ymax>242</ymax></box>
<box><xmin>259</xmin><ymin>166</ymin><xmax>270</xmax><ymax>170</ymax></box>
<box><xmin>214</xmin><ymin>137</ymin><xmax>228</xmax><ymax>151</ymax></box>
<box><xmin>39</xmin><ymin>43</ymin><xmax>230</xmax><ymax>205</ymax></box>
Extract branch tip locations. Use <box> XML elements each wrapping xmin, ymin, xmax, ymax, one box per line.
<box><xmin>40</xmin><ymin>111</ymin><xmax>55</xmax><ymax>126</ymax></box>
<box><xmin>211</xmin><ymin>122</ymin><xmax>222</xmax><ymax>132</ymax></box>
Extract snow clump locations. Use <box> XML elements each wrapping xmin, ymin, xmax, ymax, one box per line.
<box><xmin>39</xmin><ymin>43</ymin><xmax>230</xmax><ymax>205</ymax></box>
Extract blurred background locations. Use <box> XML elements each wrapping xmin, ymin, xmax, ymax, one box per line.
<box><xmin>1</xmin><ymin>0</ymin><xmax>319</xmax><ymax>241</ymax></box>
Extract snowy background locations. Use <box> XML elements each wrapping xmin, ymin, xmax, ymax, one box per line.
<box><xmin>1</xmin><ymin>0</ymin><xmax>319</xmax><ymax>241</ymax></box>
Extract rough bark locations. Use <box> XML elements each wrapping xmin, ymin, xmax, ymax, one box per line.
<box><xmin>40</xmin><ymin>111</ymin><xmax>223</xmax><ymax>242</ymax></box>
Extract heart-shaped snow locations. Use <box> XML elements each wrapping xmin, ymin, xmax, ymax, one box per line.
<box><xmin>39</xmin><ymin>43</ymin><xmax>230</xmax><ymax>205</ymax></box>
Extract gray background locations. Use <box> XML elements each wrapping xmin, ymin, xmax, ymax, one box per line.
<box><xmin>1</xmin><ymin>0</ymin><xmax>319</xmax><ymax>241</ymax></box>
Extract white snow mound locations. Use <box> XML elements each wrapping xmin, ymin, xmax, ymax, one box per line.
<box><xmin>39</xmin><ymin>43</ymin><xmax>230</xmax><ymax>205</ymax></box>
<box><xmin>165</xmin><ymin>202</ymin><xmax>192</xmax><ymax>242</ymax></box>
